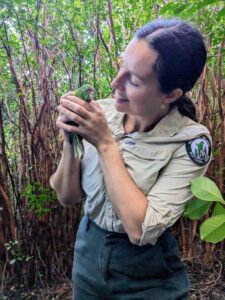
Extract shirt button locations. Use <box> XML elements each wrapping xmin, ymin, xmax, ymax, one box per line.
<box><xmin>124</xmin><ymin>139</ymin><xmax>136</xmax><ymax>145</ymax></box>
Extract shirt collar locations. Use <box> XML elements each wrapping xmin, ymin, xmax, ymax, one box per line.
<box><xmin>111</xmin><ymin>106</ymin><xmax>196</xmax><ymax>138</ymax></box>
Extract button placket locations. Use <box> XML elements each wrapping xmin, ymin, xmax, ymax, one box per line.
<box><xmin>105</xmin><ymin>199</ymin><xmax>113</xmax><ymax>231</ymax></box>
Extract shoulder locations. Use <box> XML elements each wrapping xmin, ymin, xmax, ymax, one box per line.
<box><xmin>173</xmin><ymin>124</ymin><xmax>212</xmax><ymax>167</ymax></box>
<box><xmin>97</xmin><ymin>98</ymin><xmax>117</xmax><ymax>120</ymax></box>
<box><xmin>97</xmin><ymin>98</ymin><xmax>123</xmax><ymax>124</ymax></box>
<box><xmin>180</xmin><ymin>122</ymin><xmax>211</xmax><ymax>139</ymax></box>
<box><xmin>97</xmin><ymin>98</ymin><xmax>115</xmax><ymax>111</ymax></box>
<box><xmin>167</xmin><ymin>108</ymin><xmax>212</xmax><ymax>143</ymax></box>
<box><xmin>185</xmin><ymin>131</ymin><xmax>212</xmax><ymax>167</ymax></box>
<box><xmin>165</xmin><ymin>109</ymin><xmax>212</xmax><ymax>167</ymax></box>
<box><xmin>97</xmin><ymin>98</ymin><xmax>113</xmax><ymax>105</ymax></box>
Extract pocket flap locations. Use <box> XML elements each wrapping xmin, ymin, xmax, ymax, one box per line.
<box><xmin>122</xmin><ymin>144</ymin><xmax>167</xmax><ymax>160</ymax></box>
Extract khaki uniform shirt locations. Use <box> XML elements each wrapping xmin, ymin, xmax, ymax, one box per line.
<box><xmin>81</xmin><ymin>99</ymin><xmax>212</xmax><ymax>246</ymax></box>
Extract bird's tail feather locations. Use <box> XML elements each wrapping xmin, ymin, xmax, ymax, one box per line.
<box><xmin>71</xmin><ymin>134</ymin><xmax>84</xmax><ymax>160</ymax></box>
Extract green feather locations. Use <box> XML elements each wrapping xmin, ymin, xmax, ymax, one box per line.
<box><xmin>75</xmin><ymin>84</ymin><xmax>94</xmax><ymax>101</ymax></box>
<box><xmin>67</xmin><ymin>84</ymin><xmax>94</xmax><ymax>159</ymax></box>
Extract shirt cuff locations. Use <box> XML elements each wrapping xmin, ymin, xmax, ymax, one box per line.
<box><xmin>138</xmin><ymin>204</ymin><xmax>171</xmax><ymax>246</ymax></box>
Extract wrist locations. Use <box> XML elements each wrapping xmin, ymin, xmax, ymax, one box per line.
<box><xmin>97</xmin><ymin>138</ymin><xmax>118</xmax><ymax>156</ymax></box>
<box><xmin>63</xmin><ymin>139</ymin><xmax>74</xmax><ymax>151</ymax></box>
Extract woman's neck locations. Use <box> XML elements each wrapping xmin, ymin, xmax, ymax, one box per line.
<box><xmin>123</xmin><ymin>111</ymin><xmax>168</xmax><ymax>134</ymax></box>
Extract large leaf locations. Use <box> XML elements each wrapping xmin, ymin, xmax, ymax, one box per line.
<box><xmin>191</xmin><ymin>177</ymin><xmax>225</xmax><ymax>204</ymax></box>
<box><xmin>200</xmin><ymin>215</ymin><xmax>225</xmax><ymax>243</ymax></box>
<box><xmin>184</xmin><ymin>198</ymin><xmax>212</xmax><ymax>220</ymax></box>
<box><xmin>212</xmin><ymin>203</ymin><xmax>225</xmax><ymax>216</ymax></box>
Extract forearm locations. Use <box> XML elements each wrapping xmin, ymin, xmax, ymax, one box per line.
<box><xmin>98</xmin><ymin>141</ymin><xmax>148</xmax><ymax>244</ymax></box>
<box><xmin>50</xmin><ymin>140</ymin><xmax>82</xmax><ymax>206</ymax></box>
<box><xmin>54</xmin><ymin>97</ymin><xmax>147</xmax><ymax>232</ymax></box>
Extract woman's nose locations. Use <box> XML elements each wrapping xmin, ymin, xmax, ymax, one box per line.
<box><xmin>110</xmin><ymin>77</ymin><xmax>118</xmax><ymax>90</ymax></box>
<box><xmin>111</xmin><ymin>70</ymin><xmax>125</xmax><ymax>90</ymax></box>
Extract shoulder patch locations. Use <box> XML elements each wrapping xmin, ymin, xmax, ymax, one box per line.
<box><xmin>185</xmin><ymin>135</ymin><xmax>211</xmax><ymax>166</ymax></box>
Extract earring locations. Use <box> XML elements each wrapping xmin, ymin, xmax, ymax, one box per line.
<box><xmin>160</xmin><ymin>102</ymin><xmax>167</xmax><ymax>110</ymax></box>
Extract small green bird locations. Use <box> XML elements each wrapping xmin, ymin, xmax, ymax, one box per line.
<box><xmin>66</xmin><ymin>84</ymin><xmax>95</xmax><ymax>159</ymax></box>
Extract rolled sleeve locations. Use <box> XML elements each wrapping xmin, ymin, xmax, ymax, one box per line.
<box><xmin>139</xmin><ymin>144</ymin><xmax>211</xmax><ymax>246</ymax></box>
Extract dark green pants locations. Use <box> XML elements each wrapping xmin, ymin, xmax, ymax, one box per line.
<box><xmin>72</xmin><ymin>215</ymin><xmax>190</xmax><ymax>299</ymax></box>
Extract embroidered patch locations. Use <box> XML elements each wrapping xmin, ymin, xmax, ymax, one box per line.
<box><xmin>186</xmin><ymin>135</ymin><xmax>211</xmax><ymax>166</ymax></box>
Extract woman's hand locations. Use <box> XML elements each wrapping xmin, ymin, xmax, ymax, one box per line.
<box><xmin>57</xmin><ymin>92</ymin><xmax>147</xmax><ymax>241</ymax></box>
<box><xmin>56</xmin><ymin>91</ymin><xmax>115</xmax><ymax>151</ymax></box>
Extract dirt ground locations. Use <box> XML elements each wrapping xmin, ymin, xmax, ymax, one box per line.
<box><xmin>186</xmin><ymin>259</ymin><xmax>225</xmax><ymax>300</ymax></box>
<box><xmin>1</xmin><ymin>260</ymin><xmax>225</xmax><ymax>300</ymax></box>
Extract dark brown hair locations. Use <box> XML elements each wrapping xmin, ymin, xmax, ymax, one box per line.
<box><xmin>136</xmin><ymin>19</ymin><xmax>207</xmax><ymax>121</ymax></box>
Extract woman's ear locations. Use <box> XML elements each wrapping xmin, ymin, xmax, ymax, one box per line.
<box><xmin>164</xmin><ymin>88</ymin><xmax>183</xmax><ymax>104</ymax></box>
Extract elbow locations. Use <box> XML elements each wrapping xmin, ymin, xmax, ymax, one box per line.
<box><xmin>128</xmin><ymin>231</ymin><xmax>142</xmax><ymax>245</ymax></box>
<box><xmin>58</xmin><ymin>197</ymin><xmax>74</xmax><ymax>207</ymax></box>
<box><xmin>125</xmin><ymin>218</ymin><xmax>145</xmax><ymax>245</ymax></box>
<box><xmin>57</xmin><ymin>190</ymin><xmax>83</xmax><ymax>207</ymax></box>
<box><xmin>58</xmin><ymin>195</ymin><xmax>82</xmax><ymax>207</ymax></box>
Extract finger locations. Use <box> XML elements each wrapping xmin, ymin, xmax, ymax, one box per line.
<box><xmin>56</xmin><ymin>120</ymin><xmax>81</xmax><ymax>134</ymax></box>
<box><xmin>56</xmin><ymin>106</ymin><xmax>70</xmax><ymax>121</ymax></box>
<box><xmin>61</xmin><ymin>95</ymin><xmax>80</xmax><ymax>103</ymax></box>
<box><xmin>59</xmin><ymin>101</ymin><xmax>91</xmax><ymax>119</ymax></box>
<box><xmin>89</xmin><ymin>101</ymin><xmax>105</xmax><ymax>118</ymax></box>
<box><xmin>62</xmin><ymin>95</ymin><xmax>92</xmax><ymax>108</ymax></box>
<box><xmin>56</xmin><ymin>114</ymin><xmax>69</xmax><ymax>123</ymax></box>
<box><xmin>59</xmin><ymin>91</ymin><xmax>75</xmax><ymax>101</ymax></box>
<box><xmin>90</xmin><ymin>100</ymin><xmax>102</xmax><ymax>111</ymax></box>
<box><xmin>57</xmin><ymin>105</ymin><xmax>87</xmax><ymax>126</ymax></box>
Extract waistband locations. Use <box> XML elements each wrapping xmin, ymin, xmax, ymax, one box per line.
<box><xmin>84</xmin><ymin>214</ymin><xmax>129</xmax><ymax>239</ymax></box>
<box><xmin>80</xmin><ymin>214</ymin><xmax>177</xmax><ymax>252</ymax></box>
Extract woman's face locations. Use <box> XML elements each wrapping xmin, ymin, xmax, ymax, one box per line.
<box><xmin>111</xmin><ymin>38</ymin><xmax>167</xmax><ymax>120</ymax></box>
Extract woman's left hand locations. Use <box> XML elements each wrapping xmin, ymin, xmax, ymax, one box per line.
<box><xmin>56</xmin><ymin>95</ymin><xmax>115</xmax><ymax>151</ymax></box>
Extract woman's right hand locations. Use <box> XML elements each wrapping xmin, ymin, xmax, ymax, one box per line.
<box><xmin>56</xmin><ymin>91</ymin><xmax>93</xmax><ymax>144</ymax></box>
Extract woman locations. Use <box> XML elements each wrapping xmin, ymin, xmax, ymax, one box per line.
<box><xmin>50</xmin><ymin>19</ymin><xmax>212</xmax><ymax>299</ymax></box>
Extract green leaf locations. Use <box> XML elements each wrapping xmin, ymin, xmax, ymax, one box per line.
<box><xmin>197</xmin><ymin>0</ymin><xmax>220</xmax><ymax>10</ymax></box>
<box><xmin>174</xmin><ymin>4</ymin><xmax>187</xmax><ymax>14</ymax></box>
<box><xmin>184</xmin><ymin>198</ymin><xmax>212</xmax><ymax>220</ymax></box>
<box><xmin>212</xmin><ymin>203</ymin><xmax>225</xmax><ymax>216</ymax></box>
<box><xmin>9</xmin><ymin>259</ymin><xmax>16</xmax><ymax>265</ymax></box>
<box><xmin>38</xmin><ymin>195</ymin><xmax>48</xmax><ymax>201</ymax></box>
<box><xmin>191</xmin><ymin>177</ymin><xmax>225</xmax><ymax>204</ymax></box>
<box><xmin>159</xmin><ymin>3</ymin><xmax>175</xmax><ymax>14</ymax></box>
<box><xmin>217</xmin><ymin>6</ymin><xmax>225</xmax><ymax>18</ymax></box>
<box><xmin>200</xmin><ymin>214</ymin><xmax>225</xmax><ymax>243</ymax></box>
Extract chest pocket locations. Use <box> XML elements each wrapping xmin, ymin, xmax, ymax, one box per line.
<box><xmin>121</xmin><ymin>144</ymin><xmax>169</xmax><ymax>195</ymax></box>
